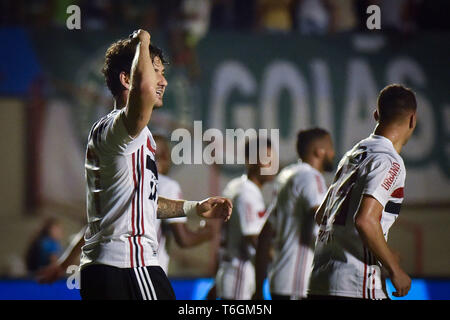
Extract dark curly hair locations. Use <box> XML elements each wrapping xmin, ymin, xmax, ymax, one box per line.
<box><xmin>101</xmin><ymin>38</ymin><xmax>168</xmax><ymax>97</ymax></box>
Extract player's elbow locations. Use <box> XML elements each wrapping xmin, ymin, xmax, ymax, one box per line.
<box><xmin>175</xmin><ymin>238</ymin><xmax>191</xmax><ymax>248</ymax></box>
<box><xmin>173</xmin><ymin>229</ymin><xmax>194</xmax><ymax>248</ymax></box>
<box><xmin>354</xmin><ymin>215</ymin><xmax>374</xmax><ymax>234</ymax></box>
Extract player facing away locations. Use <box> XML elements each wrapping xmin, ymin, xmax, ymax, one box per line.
<box><xmin>254</xmin><ymin>128</ymin><xmax>335</xmax><ymax>300</ymax></box>
<box><xmin>308</xmin><ymin>84</ymin><xmax>417</xmax><ymax>300</ymax></box>
<box><xmin>215</xmin><ymin>138</ymin><xmax>276</xmax><ymax>300</ymax></box>
<box><xmin>80</xmin><ymin>30</ymin><xmax>232</xmax><ymax>300</ymax></box>
<box><xmin>153</xmin><ymin>134</ymin><xmax>213</xmax><ymax>274</ymax></box>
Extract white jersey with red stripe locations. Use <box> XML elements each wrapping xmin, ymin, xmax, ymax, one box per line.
<box><xmin>216</xmin><ymin>174</ymin><xmax>268</xmax><ymax>299</ymax></box>
<box><xmin>80</xmin><ymin>108</ymin><xmax>160</xmax><ymax>269</ymax></box>
<box><xmin>308</xmin><ymin>134</ymin><xmax>406</xmax><ymax>300</ymax></box>
<box><xmin>154</xmin><ymin>174</ymin><xmax>186</xmax><ymax>274</ymax></box>
<box><xmin>267</xmin><ymin>161</ymin><xmax>327</xmax><ymax>299</ymax></box>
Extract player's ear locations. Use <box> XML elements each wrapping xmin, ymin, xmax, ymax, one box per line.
<box><xmin>314</xmin><ymin>146</ymin><xmax>325</xmax><ymax>159</ymax></box>
<box><xmin>373</xmin><ymin>109</ymin><xmax>379</xmax><ymax>121</ymax></box>
<box><xmin>409</xmin><ymin>112</ymin><xmax>417</xmax><ymax>130</ymax></box>
<box><xmin>119</xmin><ymin>72</ymin><xmax>131</xmax><ymax>90</ymax></box>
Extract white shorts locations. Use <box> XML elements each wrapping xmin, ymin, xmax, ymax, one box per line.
<box><xmin>215</xmin><ymin>258</ymin><xmax>255</xmax><ymax>300</ymax></box>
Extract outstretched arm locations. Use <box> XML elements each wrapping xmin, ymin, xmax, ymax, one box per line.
<box><xmin>157</xmin><ymin>196</ymin><xmax>232</xmax><ymax>221</ymax></box>
<box><xmin>354</xmin><ymin>195</ymin><xmax>411</xmax><ymax>297</ymax></box>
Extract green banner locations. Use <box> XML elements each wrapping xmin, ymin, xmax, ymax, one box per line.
<box><xmin>31</xmin><ymin>30</ymin><xmax>450</xmax><ymax>203</ymax></box>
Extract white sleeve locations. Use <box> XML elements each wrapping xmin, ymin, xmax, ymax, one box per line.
<box><xmin>92</xmin><ymin>109</ymin><xmax>135</xmax><ymax>154</ymax></box>
<box><xmin>235</xmin><ymin>190</ymin><xmax>266</xmax><ymax>236</ymax></box>
<box><xmin>362</xmin><ymin>156</ymin><xmax>402</xmax><ymax>208</ymax></box>
<box><xmin>294</xmin><ymin>172</ymin><xmax>325</xmax><ymax>211</ymax></box>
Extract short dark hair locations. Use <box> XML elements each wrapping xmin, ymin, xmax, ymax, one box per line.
<box><xmin>377</xmin><ymin>84</ymin><xmax>417</xmax><ymax>123</ymax></box>
<box><xmin>244</xmin><ymin>137</ymin><xmax>272</xmax><ymax>162</ymax></box>
<box><xmin>101</xmin><ymin>38</ymin><xmax>168</xmax><ymax>97</ymax></box>
<box><xmin>296</xmin><ymin>128</ymin><xmax>330</xmax><ymax>160</ymax></box>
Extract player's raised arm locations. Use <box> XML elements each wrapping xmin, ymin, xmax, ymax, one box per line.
<box><xmin>157</xmin><ymin>196</ymin><xmax>232</xmax><ymax>221</ymax></box>
<box><xmin>123</xmin><ymin>29</ymin><xmax>158</xmax><ymax>137</ymax></box>
<box><xmin>354</xmin><ymin>195</ymin><xmax>411</xmax><ymax>297</ymax></box>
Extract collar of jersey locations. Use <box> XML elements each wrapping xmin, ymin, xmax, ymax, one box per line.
<box><xmin>369</xmin><ymin>134</ymin><xmax>398</xmax><ymax>154</ymax></box>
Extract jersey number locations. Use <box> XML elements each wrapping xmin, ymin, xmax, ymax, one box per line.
<box><xmin>146</xmin><ymin>155</ymin><xmax>158</xmax><ymax>201</ymax></box>
<box><xmin>333</xmin><ymin>148</ymin><xmax>367</xmax><ymax>226</ymax></box>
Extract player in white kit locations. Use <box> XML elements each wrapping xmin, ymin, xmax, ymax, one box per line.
<box><xmin>215</xmin><ymin>138</ymin><xmax>276</xmax><ymax>300</ymax></box>
<box><xmin>153</xmin><ymin>134</ymin><xmax>213</xmax><ymax>274</ymax></box>
<box><xmin>36</xmin><ymin>134</ymin><xmax>214</xmax><ymax>283</ymax></box>
<box><xmin>308</xmin><ymin>84</ymin><xmax>417</xmax><ymax>300</ymax></box>
<box><xmin>254</xmin><ymin>128</ymin><xmax>335</xmax><ymax>300</ymax></box>
<box><xmin>79</xmin><ymin>30</ymin><xmax>232</xmax><ymax>300</ymax></box>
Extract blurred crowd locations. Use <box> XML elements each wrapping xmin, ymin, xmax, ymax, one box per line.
<box><xmin>1</xmin><ymin>0</ymin><xmax>450</xmax><ymax>35</ymax></box>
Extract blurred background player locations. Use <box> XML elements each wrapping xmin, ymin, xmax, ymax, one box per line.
<box><xmin>153</xmin><ymin>134</ymin><xmax>214</xmax><ymax>274</ymax></box>
<box><xmin>309</xmin><ymin>84</ymin><xmax>416</xmax><ymax>300</ymax></box>
<box><xmin>215</xmin><ymin>137</ymin><xmax>276</xmax><ymax>300</ymax></box>
<box><xmin>254</xmin><ymin>128</ymin><xmax>335</xmax><ymax>300</ymax></box>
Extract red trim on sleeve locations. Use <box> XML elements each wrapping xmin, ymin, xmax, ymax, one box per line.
<box><xmin>391</xmin><ymin>187</ymin><xmax>404</xmax><ymax>199</ymax></box>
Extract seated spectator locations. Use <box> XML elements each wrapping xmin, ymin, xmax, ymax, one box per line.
<box><xmin>25</xmin><ymin>217</ymin><xmax>63</xmax><ymax>274</ymax></box>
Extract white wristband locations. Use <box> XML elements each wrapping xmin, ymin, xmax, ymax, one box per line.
<box><xmin>183</xmin><ymin>201</ymin><xmax>198</xmax><ymax>217</ymax></box>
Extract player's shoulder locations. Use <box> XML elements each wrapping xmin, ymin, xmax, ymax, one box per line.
<box><xmin>366</xmin><ymin>149</ymin><xmax>404</xmax><ymax>171</ymax></box>
<box><xmin>88</xmin><ymin>109</ymin><xmax>118</xmax><ymax>139</ymax></box>
<box><xmin>291</xmin><ymin>163</ymin><xmax>318</xmax><ymax>184</ymax></box>
<box><xmin>275</xmin><ymin>162</ymin><xmax>301</xmax><ymax>183</ymax></box>
<box><xmin>223</xmin><ymin>176</ymin><xmax>245</xmax><ymax>198</ymax></box>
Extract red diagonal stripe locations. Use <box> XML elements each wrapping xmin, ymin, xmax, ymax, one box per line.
<box><xmin>147</xmin><ymin>137</ymin><xmax>156</xmax><ymax>154</ymax></box>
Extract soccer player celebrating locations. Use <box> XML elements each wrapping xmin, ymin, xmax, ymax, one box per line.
<box><xmin>80</xmin><ymin>29</ymin><xmax>232</xmax><ymax>300</ymax></box>
<box><xmin>215</xmin><ymin>138</ymin><xmax>276</xmax><ymax>300</ymax></box>
<box><xmin>254</xmin><ymin>128</ymin><xmax>335</xmax><ymax>300</ymax></box>
<box><xmin>308</xmin><ymin>84</ymin><xmax>416</xmax><ymax>300</ymax></box>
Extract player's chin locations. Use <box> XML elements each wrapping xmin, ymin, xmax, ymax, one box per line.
<box><xmin>154</xmin><ymin>99</ymin><xmax>163</xmax><ymax>108</ymax></box>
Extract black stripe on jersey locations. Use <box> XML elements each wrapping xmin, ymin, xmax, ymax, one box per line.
<box><xmin>133</xmin><ymin>236</ymin><xmax>140</xmax><ymax>268</ymax></box>
<box><xmin>134</xmin><ymin>149</ymin><xmax>142</xmax><ymax>267</ymax></box>
<box><xmin>136</xmin><ymin>149</ymin><xmax>142</xmax><ymax>236</ymax></box>
<box><xmin>385</xmin><ymin>201</ymin><xmax>401</xmax><ymax>215</ymax></box>
<box><xmin>95</xmin><ymin>120</ymin><xmax>107</xmax><ymax>147</ymax></box>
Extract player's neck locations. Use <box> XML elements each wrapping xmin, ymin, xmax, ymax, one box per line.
<box><xmin>247</xmin><ymin>173</ymin><xmax>263</xmax><ymax>189</ymax></box>
<box><xmin>113</xmin><ymin>93</ymin><xmax>127</xmax><ymax>110</ymax></box>
<box><xmin>373</xmin><ymin>124</ymin><xmax>404</xmax><ymax>154</ymax></box>
<box><xmin>303</xmin><ymin>157</ymin><xmax>324</xmax><ymax>174</ymax></box>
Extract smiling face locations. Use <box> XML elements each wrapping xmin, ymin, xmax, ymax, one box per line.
<box><xmin>152</xmin><ymin>56</ymin><xmax>168</xmax><ymax>107</ymax></box>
